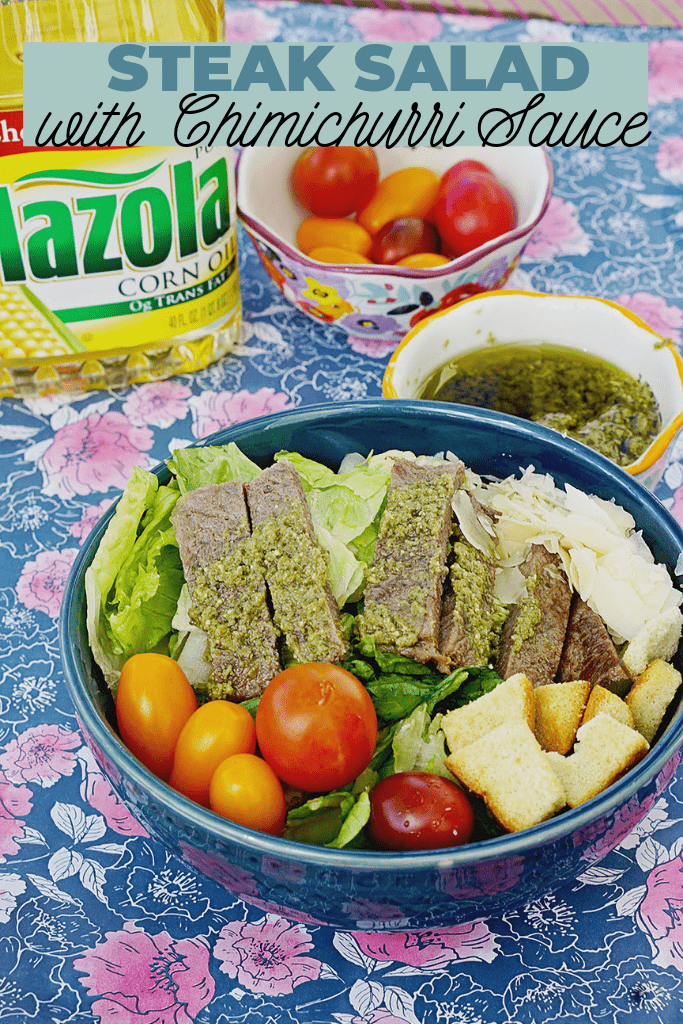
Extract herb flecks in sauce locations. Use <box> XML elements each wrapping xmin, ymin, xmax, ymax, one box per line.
<box><xmin>252</xmin><ymin>508</ymin><xmax>343</xmax><ymax>664</ymax></box>
<box><xmin>189</xmin><ymin>532</ymin><xmax>272</xmax><ymax>700</ymax></box>
<box><xmin>358</xmin><ymin>474</ymin><xmax>454</xmax><ymax>647</ymax></box>
<box><xmin>449</xmin><ymin>540</ymin><xmax>498</xmax><ymax>666</ymax></box>
<box><xmin>419</xmin><ymin>343</ymin><xmax>661</xmax><ymax>467</ymax></box>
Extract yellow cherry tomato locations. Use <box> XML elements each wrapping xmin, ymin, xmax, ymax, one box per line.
<box><xmin>308</xmin><ymin>246</ymin><xmax>373</xmax><ymax>265</ymax></box>
<box><xmin>115</xmin><ymin>654</ymin><xmax>197</xmax><ymax>781</ymax></box>
<box><xmin>209</xmin><ymin>753</ymin><xmax>287</xmax><ymax>835</ymax></box>
<box><xmin>297</xmin><ymin>216</ymin><xmax>373</xmax><ymax>258</ymax></box>
<box><xmin>169</xmin><ymin>700</ymin><xmax>256</xmax><ymax>807</ymax></box>
<box><xmin>357</xmin><ymin>167</ymin><xmax>440</xmax><ymax>237</ymax></box>
<box><xmin>396</xmin><ymin>253</ymin><xmax>452</xmax><ymax>268</ymax></box>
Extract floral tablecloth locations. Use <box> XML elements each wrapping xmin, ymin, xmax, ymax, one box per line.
<box><xmin>2</xmin><ymin>2</ymin><xmax>683</xmax><ymax>1021</ymax></box>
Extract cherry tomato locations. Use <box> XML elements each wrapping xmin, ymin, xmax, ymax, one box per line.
<box><xmin>256</xmin><ymin>664</ymin><xmax>378</xmax><ymax>792</ymax></box>
<box><xmin>297</xmin><ymin>216</ymin><xmax>373</xmax><ymax>257</ymax></box>
<box><xmin>396</xmin><ymin>253</ymin><xmax>451</xmax><ymax>269</ymax></box>
<box><xmin>209</xmin><ymin>753</ymin><xmax>286</xmax><ymax>835</ymax></box>
<box><xmin>371</xmin><ymin>217</ymin><xmax>440</xmax><ymax>265</ymax></box>
<box><xmin>368</xmin><ymin>772</ymin><xmax>474</xmax><ymax>851</ymax></box>
<box><xmin>431</xmin><ymin>171</ymin><xmax>517</xmax><ymax>259</ymax></box>
<box><xmin>115</xmin><ymin>654</ymin><xmax>197</xmax><ymax>781</ymax></box>
<box><xmin>436</xmin><ymin>160</ymin><xmax>494</xmax><ymax>193</ymax></box>
<box><xmin>169</xmin><ymin>700</ymin><xmax>256</xmax><ymax>807</ymax></box>
<box><xmin>308</xmin><ymin>245</ymin><xmax>373</xmax><ymax>265</ymax></box>
<box><xmin>291</xmin><ymin>147</ymin><xmax>380</xmax><ymax>217</ymax></box>
<box><xmin>357</xmin><ymin>167</ymin><xmax>440</xmax><ymax>236</ymax></box>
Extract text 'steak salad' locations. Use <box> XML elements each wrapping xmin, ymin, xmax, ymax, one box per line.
<box><xmin>87</xmin><ymin>444</ymin><xmax>683</xmax><ymax>850</ymax></box>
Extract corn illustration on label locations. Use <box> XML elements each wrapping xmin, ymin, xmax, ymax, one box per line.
<box><xmin>0</xmin><ymin>142</ymin><xmax>240</xmax><ymax>369</ymax></box>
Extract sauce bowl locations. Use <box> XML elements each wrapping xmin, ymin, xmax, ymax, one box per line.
<box><xmin>383</xmin><ymin>290</ymin><xmax>683</xmax><ymax>490</ymax></box>
<box><xmin>236</xmin><ymin>148</ymin><xmax>553</xmax><ymax>354</ymax></box>
<box><xmin>60</xmin><ymin>401</ymin><xmax>683</xmax><ymax>930</ymax></box>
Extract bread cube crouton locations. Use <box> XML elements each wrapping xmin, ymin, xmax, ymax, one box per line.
<box><xmin>622</xmin><ymin>608</ymin><xmax>683</xmax><ymax>678</ymax></box>
<box><xmin>534</xmin><ymin>680</ymin><xmax>591</xmax><ymax>754</ymax></box>
<box><xmin>625</xmin><ymin>659</ymin><xmax>682</xmax><ymax>744</ymax></box>
<box><xmin>582</xmin><ymin>685</ymin><xmax>634</xmax><ymax>730</ymax></box>
<box><xmin>441</xmin><ymin>673</ymin><xmax>534</xmax><ymax>755</ymax></box>
<box><xmin>545</xmin><ymin>712</ymin><xmax>649</xmax><ymax>808</ymax></box>
<box><xmin>445</xmin><ymin>720</ymin><xmax>567</xmax><ymax>832</ymax></box>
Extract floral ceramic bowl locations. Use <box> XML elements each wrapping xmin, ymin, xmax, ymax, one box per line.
<box><xmin>60</xmin><ymin>401</ymin><xmax>683</xmax><ymax>931</ymax></box>
<box><xmin>383</xmin><ymin>291</ymin><xmax>683</xmax><ymax>491</ymax></box>
<box><xmin>236</xmin><ymin>147</ymin><xmax>553</xmax><ymax>355</ymax></box>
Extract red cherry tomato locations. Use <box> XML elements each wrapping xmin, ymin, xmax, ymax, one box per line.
<box><xmin>115</xmin><ymin>654</ymin><xmax>197</xmax><ymax>781</ymax></box>
<box><xmin>431</xmin><ymin>171</ymin><xmax>517</xmax><ymax>259</ymax></box>
<box><xmin>437</xmin><ymin>160</ymin><xmax>494</xmax><ymax>191</ymax></box>
<box><xmin>255</xmin><ymin>664</ymin><xmax>378</xmax><ymax>792</ymax></box>
<box><xmin>209</xmin><ymin>753</ymin><xmax>286</xmax><ymax>835</ymax></box>
<box><xmin>291</xmin><ymin>147</ymin><xmax>380</xmax><ymax>217</ymax></box>
<box><xmin>368</xmin><ymin>772</ymin><xmax>474</xmax><ymax>851</ymax></box>
<box><xmin>169</xmin><ymin>700</ymin><xmax>256</xmax><ymax>807</ymax></box>
<box><xmin>371</xmin><ymin>217</ymin><xmax>441</xmax><ymax>265</ymax></box>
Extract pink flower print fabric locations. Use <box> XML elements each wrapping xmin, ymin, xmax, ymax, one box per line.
<box><xmin>38</xmin><ymin>411</ymin><xmax>154</xmax><ymax>499</ymax></box>
<box><xmin>74</xmin><ymin>924</ymin><xmax>215</xmax><ymax>1024</ymax></box>
<box><xmin>213</xmin><ymin>914</ymin><xmax>322</xmax><ymax>995</ymax></box>
<box><xmin>0</xmin><ymin>771</ymin><xmax>33</xmax><ymax>863</ymax></box>
<box><xmin>0</xmin><ymin>725</ymin><xmax>80</xmax><ymax>788</ymax></box>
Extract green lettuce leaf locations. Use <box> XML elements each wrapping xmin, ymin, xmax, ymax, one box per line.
<box><xmin>168</xmin><ymin>442</ymin><xmax>262</xmax><ymax>494</ymax></box>
<box><xmin>275</xmin><ymin>451</ymin><xmax>391</xmax><ymax>562</ymax></box>
<box><xmin>392</xmin><ymin>705</ymin><xmax>453</xmax><ymax>779</ymax></box>
<box><xmin>86</xmin><ymin>467</ymin><xmax>183</xmax><ymax>692</ymax></box>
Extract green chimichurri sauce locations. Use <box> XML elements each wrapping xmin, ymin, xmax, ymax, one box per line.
<box><xmin>418</xmin><ymin>342</ymin><xmax>661</xmax><ymax>468</ymax></box>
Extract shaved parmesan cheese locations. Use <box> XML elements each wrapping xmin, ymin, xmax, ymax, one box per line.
<box><xmin>471</xmin><ymin>467</ymin><xmax>682</xmax><ymax>642</ymax></box>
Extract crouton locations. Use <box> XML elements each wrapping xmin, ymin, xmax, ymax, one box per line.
<box><xmin>546</xmin><ymin>712</ymin><xmax>649</xmax><ymax>808</ymax></box>
<box><xmin>534</xmin><ymin>680</ymin><xmax>590</xmax><ymax>754</ymax></box>
<box><xmin>622</xmin><ymin>608</ymin><xmax>683</xmax><ymax>678</ymax></box>
<box><xmin>625</xmin><ymin>659</ymin><xmax>682</xmax><ymax>743</ymax></box>
<box><xmin>582</xmin><ymin>685</ymin><xmax>634</xmax><ymax>730</ymax></box>
<box><xmin>441</xmin><ymin>673</ymin><xmax>534</xmax><ymax>755</ymax></box>
<box><xmin>445</xmin><ymin>720</ymin><xmax>567</xmax><ymax>832</ymax></box>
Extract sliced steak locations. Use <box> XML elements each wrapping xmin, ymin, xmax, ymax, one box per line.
<box><xmin>557</xmin><ymin>596</ymin><xmax>632</xmax><ymax>694</ymax></box>
<box><xmin>358</xmin><ymin>458</ymin><xmax>464</xmax><ymax>666</ymax></box>
<box><xmin>171</xmin><ymin>481</ymin><xmax>280</xmax><ymax>701</ymax></box>
<box><xmin>246</xmin><ymin>460</ymin><xmax>348</xmax><ymax>664</ymax></box>
<box><xmin>496</xmin><ymin>544</ymin><xmax>571</xmax><ymax>687</ymax></box>
<box><xmin>439</xmin><ymin>538</ymin><xmax>498</xmax><ymax>669</ymax></box>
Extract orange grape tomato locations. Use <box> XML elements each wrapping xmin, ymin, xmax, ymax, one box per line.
<box><xmin>209</xmin><ymin>753</ymin><xmax>287</xmax><ymax>835</ymax></box>
<box><xmin>296</xmin><ymin>217</ymin><xmax>373</xmax><ymax>258</ymax></box>
<box><xmin>291</xmin><ymin>146</ymin><xmax>380</xmax><ymax>217</ymax></box>
<box><xmin>255</xmin><ymin>663</ymin><xmax>378</xmax><ymax>792</ymax></box>
<box><xmin>396</xmin><ymin>253</ymin><xmax>451</xmax><ymax>268</ymax></box>
<box><xmin>115</xmin><ymin>653</ymin><xmax>197</xmax><ymax>781</ymax></box>
<box><xmin>169</xmin><ymin>700</ymin><xmax>257</xmax><ymax>807</ymax></box>
<box><xmin>357</xmin><ymin>167</ymin><xmax>440</xmax><ymax>237</ymax></box>
<box><xmin>308</xmin><ymin>246</ymin><xmax>373</xmax><ymax>265</ymax></box>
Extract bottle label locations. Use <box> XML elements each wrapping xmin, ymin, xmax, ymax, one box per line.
<box><xmin>0</xmin><ymin>133</ymin><xmax>240</xmax><ymax>356</ymax></box>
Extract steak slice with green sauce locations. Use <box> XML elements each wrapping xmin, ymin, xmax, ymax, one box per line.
<box><xmin>439</xmin><ymin>538</ymin><xmax>499</xmax><ymax>670</ymax></box>
<box><xmin>495</xmin><ymin>544</ymin><xmax>572</xmax><ymax>687</ymax></box>
<box><xmin>171</xmin><ymin>481</ymin><xmax>280</xmax><ymax>701</ymax></box>
<box><xmin>357</xmin><ymin>459</ymin><xmax>465</xmax><ymax>667</ymax></box>
<box><xmin>245</xmin><ymin>460</ymin><xmax>348</xmax><ymax>665</ymax></box>
<box><xmin>557</xmin><ymin>596</ymin><xmax>632</xmax><ymax>695</ymax></box>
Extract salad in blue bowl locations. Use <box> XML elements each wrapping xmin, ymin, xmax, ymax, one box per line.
<box><xmin>60</xmin><ymin>401</ymin><xmax>683</xmax><ymax>929</ymax></box>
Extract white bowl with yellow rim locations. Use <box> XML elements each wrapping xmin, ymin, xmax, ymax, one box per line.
<box><xmin>383</xmin><ymin>290</ymin><xmax>683</xmax><ymax>490</ymax></box>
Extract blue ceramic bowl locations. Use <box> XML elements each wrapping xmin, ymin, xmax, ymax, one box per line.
<box><xmin>60</xmin><ymin>401</ymin><xmax>683</xmax><ymax>930</ymax></box>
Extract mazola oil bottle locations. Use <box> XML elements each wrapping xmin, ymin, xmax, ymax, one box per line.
<box><xmin>0</xmin><ymin>0</ymin><xmax>241</xmax><ymax>397</ymax></box>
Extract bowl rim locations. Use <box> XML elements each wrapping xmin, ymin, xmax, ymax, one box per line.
<box><xmin>383</xmin><ymin>290</ymin><xmax>683</xmax><ymax>477</ymax></box>
<box><xmin>236</xmin><ymin>150</ymin><xmax>555</xmax><ymax>279</ymax></box>
<box><xmin>60</xmin><ymin>399</ymin><xmax>683</xmax><ymax>871</ymax></box>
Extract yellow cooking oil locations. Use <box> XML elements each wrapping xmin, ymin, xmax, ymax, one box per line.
<box><xmin>0</xmin><ymin>1</ymin><xmax>242</xmax><ymax>398</ymax></box>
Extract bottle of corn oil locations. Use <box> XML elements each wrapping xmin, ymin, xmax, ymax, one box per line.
<box><xmin>0</xmin><ymin>1</ymin><xmax>241</xmax><ymax>398</ymax></box>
